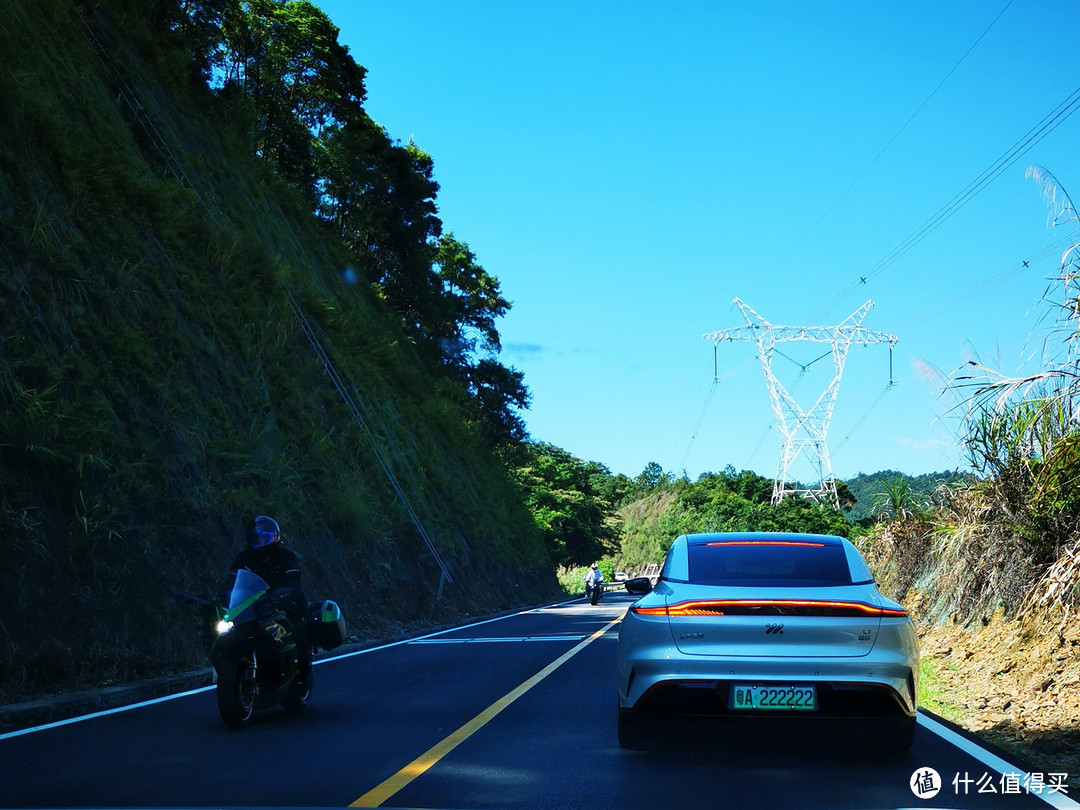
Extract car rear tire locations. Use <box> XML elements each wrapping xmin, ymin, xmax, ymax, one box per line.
<box><xmin>881</xmin><ymin>716</ymin><xmax>916</xmax><ymax>755</ymax></box>
<box><xmin>617</xmin><ymin>706</ymin><xmax>647</xmax><ymax>750</ymax></box>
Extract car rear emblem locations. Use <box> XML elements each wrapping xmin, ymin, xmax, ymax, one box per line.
<box><xmin>765</xmin><ymin>623</ymin><xmax>784</xmax><ymax>635</ymax></box>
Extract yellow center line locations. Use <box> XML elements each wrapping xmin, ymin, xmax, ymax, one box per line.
<box><xmin>349</xmin><ymin>616</ymin><xmax>622</xmax><ymax>808</ymax></box>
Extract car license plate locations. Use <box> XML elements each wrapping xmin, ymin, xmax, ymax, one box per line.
<box><xmin>730</xmin><ymin>684</ymin><xmax>816</xmax><ymax>711</ymax></box>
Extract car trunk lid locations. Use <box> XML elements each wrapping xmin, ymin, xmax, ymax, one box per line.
<box><xmin>663</xmin><ymin>585</ymin><xmax>892</xmax><ymax>658</ymax></box>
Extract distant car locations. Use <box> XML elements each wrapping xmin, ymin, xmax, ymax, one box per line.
<box><xmin>616</xmin><ymin>532</ymin><xmax>919</xmax><ymax>752</ymax></box>
<box><xmin>614</xmin><ymin>572</ymin><xmax>629</xmax><ymax>582</ymax></box>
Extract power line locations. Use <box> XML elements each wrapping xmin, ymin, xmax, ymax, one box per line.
<box><xmin>832</xmin><ymin>383</ymin><xmax>894</xmax><ymax>458</ymax></box>
<box><xmin>772</xmin><ymin>0</ymin><xmax>1016</xmax><ymax>273</ymax></box>
<box><xmin>693</xmin><ymin>6</ymin><xmax>1040</xmax><ymax>480</ymax></box>
<box><xmin>803</xmin><ymin>88</ymin><xmax>1080</xmax><ymax>459</ymax></box>
<box><xmin>812</xmin><ymin>85</ymin><xmax>1080</xmax><ymax>321</ymax></box>
<box><xmin>679</xmin><ymin>378</ymin><xmax>718</xmax><ymax>473</ymax></box>
<box><xmin>898</xmin><ymin>232</ymin><xmax>1080</xmax><ymax>331</ymax></box>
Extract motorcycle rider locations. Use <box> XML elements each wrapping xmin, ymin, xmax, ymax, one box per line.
<box><xmin>584</xmin><ymin>562</ymin><xmax>604</xmax><ymax>596</ymax></box>
<box><xmin>226</xmin><ymin>515</ymin><xmax>312</xmax><ymax>689</ymax></box>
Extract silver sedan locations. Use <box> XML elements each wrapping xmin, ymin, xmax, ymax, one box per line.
<box><xmin>617</xmin><ymin>531</ymin><xmax>919</xmax><ymax>752</ymax></box>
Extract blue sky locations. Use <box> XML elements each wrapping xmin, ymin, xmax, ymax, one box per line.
<box><xmin>314</xmin><ymin>0</ymin><xmax>1080</xmax><ymax>482</ymax></box>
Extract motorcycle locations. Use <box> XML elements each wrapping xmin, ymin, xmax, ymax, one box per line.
<box><xmin>585</xmin><ymin>579</ymin><xmax>604</xmax><ymax>605</ymax></box>
<box><xmin>176</xmin><ymin>569</ymin><xmax>346</xmax><ymax>729</ymax></box>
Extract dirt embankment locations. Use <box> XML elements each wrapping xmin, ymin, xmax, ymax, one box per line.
<box><xmin>916</xmin><ymin>608</ymin><xmax>1080</xmax><ymax>792</ymax></box>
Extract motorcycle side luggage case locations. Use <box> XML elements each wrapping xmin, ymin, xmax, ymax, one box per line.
<box><xmin>307</xmin><ymin>600</ymin><xmax>346</xmax><ymax>650</ymax></box>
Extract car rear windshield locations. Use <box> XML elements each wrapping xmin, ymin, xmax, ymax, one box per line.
<box><xmin>687</xmin><ymin>541</ymin><xmax>852</xmax><ymax>587</ymax></box>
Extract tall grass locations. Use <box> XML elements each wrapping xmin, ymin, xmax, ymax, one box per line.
<box><xmin>858</xmin><ymin>167</ymin><xmax>1080</xmax><ymax>623</ymax></box>
<box><xmin>954</xmin><ymin>167</ymin><xmax>1080</xmax><ymax>569</ymax></box>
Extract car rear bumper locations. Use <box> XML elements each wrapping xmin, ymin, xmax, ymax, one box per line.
<box><xmin>619</xmin><ymin>651</ymin><xmax>917</xmax><ymax>718</ymax></box>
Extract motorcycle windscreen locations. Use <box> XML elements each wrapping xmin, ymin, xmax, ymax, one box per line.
<box><xmin>226</xmin><ymin>568</ymin><xmax>270</xmax><ymax>622</ymax></box>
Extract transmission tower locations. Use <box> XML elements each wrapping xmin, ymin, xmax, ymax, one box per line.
<box><xmin>703</xmin><ymin>299</ymin><xmax>897</xmax><ymax>509</ymax></box>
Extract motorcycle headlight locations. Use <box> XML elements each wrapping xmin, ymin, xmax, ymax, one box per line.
<box><xmin>216</xmin><ymin>619</ymin><xmax>234</xmax><ymax>635</ymax></box>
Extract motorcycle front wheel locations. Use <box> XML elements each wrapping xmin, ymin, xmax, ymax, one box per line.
<box><xmin>217</xmin><ymin>658</ymin><xmax>257</xmax><ymax>729</ymax></box>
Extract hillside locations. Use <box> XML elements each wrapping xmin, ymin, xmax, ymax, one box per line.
<box><xmin>842</xmin><ymin>469</ymin><xmax>969</xmax><ymax>523</ymax></box>
<box><xmin>0</xmin><ymin>0</ymin><xmax>559</xmax><ymax>703</ymax></box>
<box><xmin>612</xmin><ymin>467</ymin><xmax>852</xmax><ymax>573</ymax></box>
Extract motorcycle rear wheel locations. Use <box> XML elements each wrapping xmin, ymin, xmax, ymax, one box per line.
<box><xmin>217</xmin><ymin>660</ymin><xmax>256</xmax><ymax>729</ymax></box>
<box><xmin>281</xmin><ymin>670</ymin><xmax>313</xmax><ymax>712</ymax></box>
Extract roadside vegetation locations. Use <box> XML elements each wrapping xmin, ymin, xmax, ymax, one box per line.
<box><xmin>1</xmin><ymin>0</ymin><xmax>559</xmax><ymax>703</ymax></box>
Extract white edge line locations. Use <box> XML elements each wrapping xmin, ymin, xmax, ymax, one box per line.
<box><xmin>0</xmin><ymin>597</ymin><xmax>577</xmax><ymax>741</ymax></box>
<box><xmin>0</xmin><ymin>686</ymin><xmax>214</xmax><ymax>741</ymax></box>
<box><xmin>918</xmin><ymin>712</ymin><xmax>1080</xmax><ymax>808</ymax></box>
<box><xmin>408</xmin><ymin>635</ymin><xmax>588</xmax><ymax>644</ymax></box>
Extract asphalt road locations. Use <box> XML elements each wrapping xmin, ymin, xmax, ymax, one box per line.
<box><xmin>1</xmin><ymin>593</ymin><xmax>1075</xmax><ymax>809</ymax></box>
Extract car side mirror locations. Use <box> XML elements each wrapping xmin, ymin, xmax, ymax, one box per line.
<box><xmin>624</xmin><ymin>577</ymin><xmax>652</xmax><ymax>595</ymax></box>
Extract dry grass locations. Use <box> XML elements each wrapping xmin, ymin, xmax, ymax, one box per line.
<box><xmin>861</xmin><ymin>483</ymin><xmax>1080</xmax><ymax>791</ymax></box>
<box><xmin>918</xmin><ymin>607</ymin><xmax>1080</xmax><ymax>791</ymax></box>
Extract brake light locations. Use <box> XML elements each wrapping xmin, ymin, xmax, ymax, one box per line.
<box><xmin>879</xmin><ymin>606</ymin><xmax>910</xmax><ymax>617</ymax></box>
<box><xmin>631</xmin><ymin>599</ymin><xmax>908</xmax><ymax>618</ymax></box>
<box><xmin>630</xmin><ymin>605</ymin><xmax>671</xmax><ymax>616</ymax></box>
<box><xmin>704</xmin><ymin>540</ymin><xmax>826</xmax><ymax>547</ymax></box>
<box><xmin>631</xmin><ymin>601</ymin><xmax>726</xmax><ymax>616</ymax></box>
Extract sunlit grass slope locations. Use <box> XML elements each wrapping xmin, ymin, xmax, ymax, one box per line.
<box><xmin>0</xmin><ymin>0</ymin><xmax>557</xmax><ymax>700</ymax></box>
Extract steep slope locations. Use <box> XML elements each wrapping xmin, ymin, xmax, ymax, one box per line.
<box><xmin>0</xmin><ymin>0</ymin><xmax>557</xmax><ymax>701</ymax></box>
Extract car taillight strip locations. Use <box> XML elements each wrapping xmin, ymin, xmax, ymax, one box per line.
<box><xmin>631</xmin><ymin>599</ymin><xmax>908</xmax><ymax>617</ymax></box>
<box><xmin>704</xmin><ymin>541</ymin><xmax>826</xmax><ymax>547</ymax></box>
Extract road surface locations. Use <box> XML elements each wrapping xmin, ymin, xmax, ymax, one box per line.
<box><xmin>1</xmin><ymin>593</ymin><xmax>1074</xmax><ymax>809</ymax></box>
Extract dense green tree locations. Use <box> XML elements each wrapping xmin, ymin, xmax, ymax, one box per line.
<box><xmin>505</xmin><ymin>443</ymin><xmax>617</xmax><ymax>566</ymax></box>
<box><xmin>419</xmin><ymin>236</ymin><xmax>529</xmax><ymax>447</ymax></box>
<box><xmin>357</xmin><ymin>141</ymin><xmax>444</xmax><ymax>330</ymax></box>
<box><xmin>0</xmin><ymin>0</ymin><xmax>563</xmax><ymax>702</ymax></box>
<box><xmin>171</xmin><ymin>0</ymin><xmax>447</xmax><ymax>351</ymax></box>
<box><xmin>214</xmin><ymin>0</ymin><xmax>365</xmax><ymax>201</ymax></box>
<box><xmin>635</xmin><ymin>461</ymin><xmax>670</xmax><ymax>490</ymax></box>
<box><xmin>467</xmin><ymin>359</ymin><xmax>529</xmax><ymax>447</ymax></box>
<box><xmin>843</xmin><ymin>470</ymin><xmax>966</xmax><ymax>523</ymax></box>
<box><xmin>835</xmin><ymin>479</ymin><xmax>857</xmax><ymax>512</ymax></box>
<box><xmin>589</xmin><ymin>466</ymin><xmax>636</xmax><ymax>509</ymax></box>
<box><xmin>315</xmin><ymin>121</ymin><xmax>447</xmax><ymax>342</ymax></box>
<box><xmin>156</xmin><ymin>0</ymin><xmax>526</xmax><ymax>447</ymax></box>
<box><xmin>431</xmin><ymin>235</ymin><xmax>508</xmax><ymax>361</ymax></box>
<box><xmin>141</xmin><ymin>0</ymin><xmax>237</xmax><ymax>82</ymax></box>
<box><xmin>614</xmin><ymin>467</ymin><xmax>853</xmax><ymax>571</ymax></box>
<box><xmin>732</xmin><ymin>467</ymin><xmax>774</xmax><ymax>503</ymax></box>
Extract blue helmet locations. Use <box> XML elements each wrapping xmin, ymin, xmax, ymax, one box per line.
<box><xmin>248</xmin><ymin>515</ymin><xmax>281</xmax><ymax>549</ymax></box>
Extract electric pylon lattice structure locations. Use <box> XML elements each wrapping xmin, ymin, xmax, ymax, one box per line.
<box><xmin>703</xmin><ymin>298</ymin><xmax>897</xmax><ymax>509</ymax></box>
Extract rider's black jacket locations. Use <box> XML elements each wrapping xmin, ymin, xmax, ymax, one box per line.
<box><xmin>226</xmin><ymin>543</ymin><xmax>311</xmax><ymax>672</ymax></box>
<box><xmin>227</xmin><ymin>544</ymin><xmax>305</xmax><ymax>606</ymax></box>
